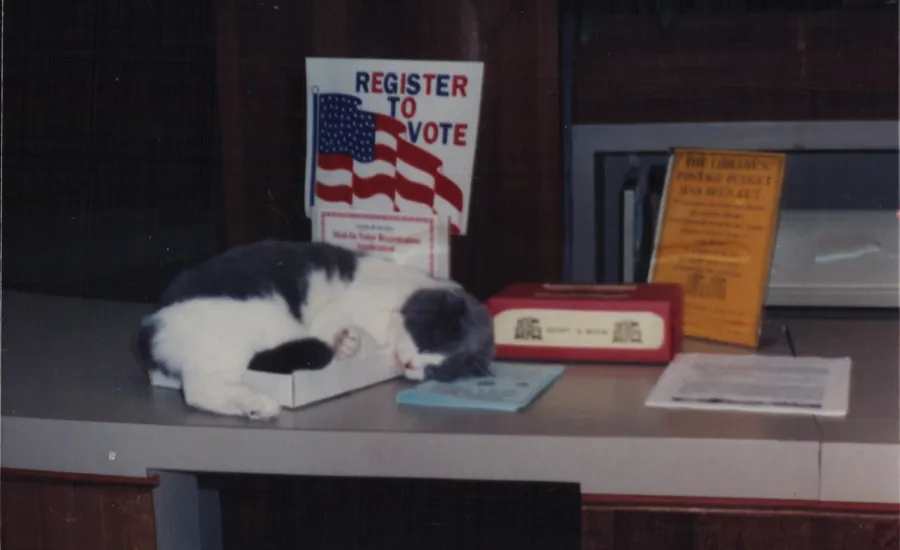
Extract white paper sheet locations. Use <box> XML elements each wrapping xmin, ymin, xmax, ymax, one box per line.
<box><xmin>645</xmin><ymin>353</ymin><xmax>852</xmax><ymax>417</ymax></box>
<box><xmin>312</xmin><ymin>207</ymin><xmax>450</xmax><ymax>279</ymax></box>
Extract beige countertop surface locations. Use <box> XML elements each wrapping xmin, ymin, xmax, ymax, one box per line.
<box><xmin>2</xmin><ymin>291</ymin><xmax>897</xmax><ymax>504</ymax></box>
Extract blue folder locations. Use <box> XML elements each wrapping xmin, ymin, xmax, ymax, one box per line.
<box><xmin>395</xmin><ymin>362</ymin><xmax>565</xmax><ymax>412</ymax></box>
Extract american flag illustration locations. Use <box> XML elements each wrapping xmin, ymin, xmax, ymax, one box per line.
<box><xmin>310</xmin><ymin>93</ymin><xmax>464</xmax><ymax>234</ymax></box>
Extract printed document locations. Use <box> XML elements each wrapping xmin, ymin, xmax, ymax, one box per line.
<box><xmin>645</xmin><ymin>353</ymin><xmax>851</xmax><ymax>417</ymax></box>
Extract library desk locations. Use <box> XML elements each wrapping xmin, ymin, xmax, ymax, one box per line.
<box><xmin>2</xmin><ymin>291</ymin><xmax>898</xmax><ymax>549</ymax></box>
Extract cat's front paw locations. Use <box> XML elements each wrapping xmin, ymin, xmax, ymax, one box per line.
<box><xmin>403</xmin><ymin>366</ymin><xmax>426</xmax><ymax>381</ymax></box>
<box><xmin>233</xmin><ymin>390</ymin><xmax>281</xmax><ymax>420</ymax></box>
<box><xmin>333</xmin><ymin>327</ymin><xmax>362</xmax><ymax>360</ymax></box>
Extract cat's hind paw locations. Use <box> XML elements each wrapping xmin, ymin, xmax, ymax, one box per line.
<box><xmin>233</xmin><ymin>389</ymin><xmax>282</xmax><ymax>420</ymax></box>
<box><xmin>333</xmin><ymin>327</ymin><xmax>362</xmax><ymax>361</ymax></box>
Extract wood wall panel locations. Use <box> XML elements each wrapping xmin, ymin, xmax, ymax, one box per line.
<box><xmin>581</xmin><ymin>504</ymin><xmax>900</xmax><ymax>550</ymax></box>
<box><xmin>573</xmin><ymin>10</ymin><xmax>898</xmax><ymax>124</ymax></box>
<box><xmin>214</xmin><ymin>0</ymin><xmax>563</xmax><ymax>299</ymax></box>
<box><xmin>1</xmin><ymin>469</ymin><xmax>158</xmax><ymax>550</ymax></box>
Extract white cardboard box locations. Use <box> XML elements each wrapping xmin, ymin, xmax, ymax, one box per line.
<box><xmin>149</xmin><ymin>330</ymin><xmax>404</xmax><ymax>409</ymax></box>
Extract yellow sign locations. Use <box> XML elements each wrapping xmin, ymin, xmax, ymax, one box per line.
<box><xmin>648</xmin><ymin>148</ymin><xmax>786</xmax><ymax>348</ymax></box>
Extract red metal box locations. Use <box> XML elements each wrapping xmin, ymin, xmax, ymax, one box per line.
<box><xmin>487</xmin><ymin>283</ymin><xmax>683</xmax><ymax>364</ymax></box>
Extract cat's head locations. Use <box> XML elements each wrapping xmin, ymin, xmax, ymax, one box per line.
<box><xmin>392</xmin><ymin>286</ymin><xmax>495</xmax><ymax>382</ymax></box>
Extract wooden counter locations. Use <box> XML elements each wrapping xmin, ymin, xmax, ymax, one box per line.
<box><xmin>2</xmin><ymin>291</ymin><xmax>897</xmax><ymax>549</ymax></box>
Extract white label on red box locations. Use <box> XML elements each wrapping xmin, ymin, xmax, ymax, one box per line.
<box><xmin>312</xmin><ymin>208</ymin><xmax>450</xmax><ymax>278</ymax></box>
<box><xmin>493</xmin><ymin>309</ymin><xmax>666</xmax><ymax>350</ymax></box>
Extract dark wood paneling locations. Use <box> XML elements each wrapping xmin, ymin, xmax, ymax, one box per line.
<box><xmin>214</xmin><ymin>0</ymin><xmax>563</xmax><ymax>299</ymax></box>
<box><xmin>573</xmin><ymin>10</ymin><xmax>898</xmax><ymax>124</ymax></box>
<box><xmin>582</xmin><ymin>503</ymin><xmax>900</xmax><ymax>550</ymax></box>
<box><xmin>0</xmin><ymin>470</ymin><xmax>158</xmax><ymax>550</ymax></box>
<box><xmin>581</xmin><ymin>493</ymin><xmax>900</xmax><ymax>514</ymax></box>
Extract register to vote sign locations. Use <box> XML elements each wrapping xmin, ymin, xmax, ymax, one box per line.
<box><xmin>312</xmin><ymin>209</ymin><xmax>450</xmax><ymax>279</ymax></box>
<box><xmin>304</xmin><ymin>57</ymin><xmax>484</xmax><ymax>235</ymax></box>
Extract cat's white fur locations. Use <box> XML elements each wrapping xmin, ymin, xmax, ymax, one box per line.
<box><xmin>145</xmin><ymin>255</ymin><xmax>456</xmax><ymax>419</ymax></box>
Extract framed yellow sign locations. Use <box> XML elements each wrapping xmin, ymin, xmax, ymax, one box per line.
<box><xmin>648</xmin><ymin>148</ymin><xmax>787</xmax><ymax>348</ymax></box>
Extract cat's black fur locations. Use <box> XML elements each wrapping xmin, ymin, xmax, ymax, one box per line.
<box><xmin>247</xmin><ymin>339</ymin><xmax>336</xmax><ymax>374</ymax></box>
<box><xmin>156</xmin><ymin>240</ymin><xmax>359</xmax><ymax>319</ymax></box>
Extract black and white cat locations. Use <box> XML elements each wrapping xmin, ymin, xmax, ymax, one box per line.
<box><xmin>135</xmin><ymin>240</ymin><xmax>494</xmax><ymax>420</ymax></box>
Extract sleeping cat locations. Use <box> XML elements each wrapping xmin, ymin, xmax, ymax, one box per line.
<box><xmin>135</xmin><ymin>240</ymin><xmax>494</xmax><ymax>420</ymax></box>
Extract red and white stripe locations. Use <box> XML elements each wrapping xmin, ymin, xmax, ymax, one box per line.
<box><xmin>315</xmin><ymin>115</ymin><xmax>464</xmax><ymax>233</ymax></box>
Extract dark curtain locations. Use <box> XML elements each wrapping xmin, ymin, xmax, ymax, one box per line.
<box><xmin>4</xmin><ymin>0</ymin><xmax>221</xmax><ymax>302</ymax></box>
